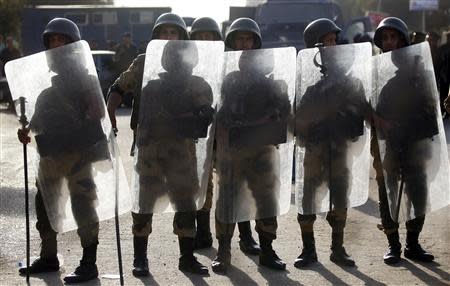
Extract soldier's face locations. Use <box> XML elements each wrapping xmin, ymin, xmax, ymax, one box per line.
<box><xmin>321</xmin><ymin>32</ymin><xmax>337</xmax><ymax>46</ymax></box>
<box><xmin>193</xmin><ymin>31</ymin><xmax>216</xmax><ymax>41</ymax></box>
<box><xmin>48</xmin><ymin>34</ymin><xmax>69</xmax><ymax>49</ymax></box>
<box><xmin>381</xmin><ymin>29</ymin><xmax>405</xmax><ymax>52</ymax></box>
<box><xmin>159</xmin><ymin>25</ymin><xmax>181</xmax><ymax>40</ymax></box>
<box><xmin>233</xmin><ymin>32</ymin><xmax>255</xmax><ymax>50</ymax></box>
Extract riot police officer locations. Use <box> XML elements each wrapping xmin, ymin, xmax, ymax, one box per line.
<box><xmin>188</xmin><ymin>17</ymin><xmax>221</xmax><ymax>251</ymax></box>
<box><xmin>106</xmin><ymin>13</ymin><xmax>208</xmax><ymax>276</ymax></box>
<box><xmin>212</xmin><ymin>17</ymin><xmax>287</xmax><ymax>273</ymax></box>
<box><xmin>294</xmin><ymin>18</ymin><xmax>358</xmax><ymax>268</ymax></box>
<box><xmin>189</xmin><ymin>17</ymin><xmax>261</xmax><ymax>254</ymax></box>
<box><xmin>17</xmin><ymin>18</ymin><xmax>101</xmax><ymax>284</ymax></box>
<box><xmin>372</xmin><ymin>17</ymin><xmax>435</xmax><ymax>264</ymax></box>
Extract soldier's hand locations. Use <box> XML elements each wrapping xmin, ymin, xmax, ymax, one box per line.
<box><xmin>107</xmin><ymin>91</ymin><xmax>122</xmax><ymax>130</ymax></box>
<box><xmin>444</xmin><ymin>93</ymin><xmax>450</xmax><ymax>113</ymax></box>
<box><xmin>17</xmin><ymin>128</ymin><xmax>31</xmax><ymax>144</ymax></box>
<box><xmin>113</xmin><ymin>127</ymin><xmax>118</xmax><ymax>137</ymax></box>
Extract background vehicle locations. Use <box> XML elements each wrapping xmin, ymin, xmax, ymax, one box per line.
<box><xmin>21</xmin><ymin>5</ymin><xmax>171</xmax><ymax>55</ymax></box>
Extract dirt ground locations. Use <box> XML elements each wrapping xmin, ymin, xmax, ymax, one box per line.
<box><xmin>1</xmin><ymin>106</ymin><xmax>449</xmax><ymax>286</ymax></box>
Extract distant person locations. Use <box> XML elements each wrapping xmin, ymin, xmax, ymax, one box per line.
<box><xmin>410</xmin><ymin>31</ymin><xmax>426</xmax><ymax>44</ymax></box>
<box><xmin>0</xmin><ymin>34</ymin><xmax>5</xmax><ymax>52</ymax></box>
<box><xmin>439</xmin><ymin>32</ymin><xmax>450</xmax><ymax>117</ymax></box>
<box><xmin>89</xmin><ymin>39</ymin><xmax>99</xmax><ymax>50</ymax></box>
<box><xmin>0</xmin><ymin>36</ymin><xmax>21</xmax><ymax>75</ymax></box>
<box><xmin>107</xmin><ymin>40</ymin><xmax>117</xmax><ymax>51</ymax></box>
<box><xmin>114</xmin><ymin>32</ymin><xmax>138</xmax><ymax>73</ymax></box>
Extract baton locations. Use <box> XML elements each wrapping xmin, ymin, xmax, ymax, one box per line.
<box><xmin>19</xmin><ymin>97</ymin><xmax>30</xmax><ymax>282</ymax></box>
<box><xmin>394</xmin><ymin>170</ymin><xmax>405</xmax><ymax>224</ymax></box>
<box><xmin>111</xmin><ymin>137</ymin><xmax>124</xmax><ymax>285</ymax></box>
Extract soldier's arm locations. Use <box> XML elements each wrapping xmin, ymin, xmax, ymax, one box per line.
<box><xmin>107</xmin><ymin>54</ymin><xmax>145</xmax><ymax>133</ymax></box>
<box><xmin>445</xmin><ymin>90</ymin><xmax>450</xmax><ymax>113</ymax></box>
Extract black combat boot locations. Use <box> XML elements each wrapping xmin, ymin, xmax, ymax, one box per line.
<box><xmin>132</xmin><ymin>236</ymin><xmax>149</xmax><ymax>277</ymax></box>
<box><xmin>294</xmin><ymin>231</ymin><xmax>318</xmax><ymax>268</ymax></box>
<box><xmin>238</xmin><ymin>221</ymin><xmax>261</xmax><ymax>255</ymax></box>
<box><xmin>194</xmin><ymin>210</ymin><xmax>213</xmax><ymax>250</ymax></box>
<box><xmin>63</xmin><ymin>243</ymin><xmax>99</xmax><ymax>284</ymax></box>
<box><xmin>19</xmin><ymin>236</ymin><xmax>59</xmax><ymax>275</ymax></box>
<box><xmin>212</xmin><ymin>237</ymin><xmax>232</xmax><ymax>274</ymax></box>
<box><xmin>178</xmin><ymin>237</ymin><xmax>209</xmax><ymax>275</ymax></box>
<box><xmin>259</xmin><ymin>235</ymin><xmax>286</xmax><ymax>270</ymax></box>
<box><xmin>330</xmin><ymin>232</ymin><xmax>355</xmax><ymax>267</ymax></box>
<box><xmin>383</xmin><ymin>231</ymin><xmax>402</xmax><ymax>265</ymax></box>
<box><xmin>404</xmin><ymin>231</ymin><xmax>434</xmax><ymax>262</ymax></box>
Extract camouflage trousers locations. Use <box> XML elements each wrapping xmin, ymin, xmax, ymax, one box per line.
<box><xmin>36</xmin><ymin>153</ymin><xmax>100</xmax><ymax>251</ymax></box>
<box><xmin>371</xmin><ymin>130</ymin><xmax>425</xmax><ymax>234</ymax></box>
<box><xmin>302</xmin><ymin>142</ymin><xmax>350</xmax><ymax>213</ymax></box>
<box><xmin>135</xmin><ymin>140</ymin><xmax>199</xmax><ymax>213</ymax></box>
<box><xmin>215</xmin><ymin>215</ymin><xmax>278</xmax><ymax>240</ymax></box>
<box><xmin>297</xmin><ymin>209</ymin><xmax>347</xmax><ymax>234</ymax></box>
<box><xmin>132</xmin><ymin>211</ymin><xmax>196</xmax><ymax>238</ymax></box>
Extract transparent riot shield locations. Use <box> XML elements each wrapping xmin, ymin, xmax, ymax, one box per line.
<box><xmin>5</xmin><ymin>41</ymin><xmax>132</xmax><ymax>232</ymax></box>
<box><xmin>295</xmin><ymin>43</ymin><xmax>372</xmax><ymax>215</ymax></box>
<box><xmin>372</xmin><ymin>42</ymin><xmax>450</xmax><ymax>222</ymax></box>
<box><xmin>132</xmin><ymin>40</ymin><xmax>224</xmax><ymax>213</ymax></box>
<box><xmin>215</xmin><ymin>47</ymin><xmax>296</xmax><ymax>223</ymax></box>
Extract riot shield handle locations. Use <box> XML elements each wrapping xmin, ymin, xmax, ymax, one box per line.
<box><xmin>313</xmin><ymin>44</ymin><xmax>327</xmax><ymax>76</ymax></box>
<box><xmin>19</xmin><ymin>97</ymin><xmax>31</xmax><ymax>282</ymax></box>
<box><xmin>19</xmin><ymin>97</ymin><xmax>29</xmax><ymax>128</ymax></box>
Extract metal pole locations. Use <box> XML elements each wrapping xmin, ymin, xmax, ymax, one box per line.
<box><xmin>112</xmin><ymin>136</ymin><xmax>124</xmax><ymax>285</ymax></box>
<box><xmin>19</xmin><ymin>97</ymin><xmax>30</xmax><ymax>282</ymax></box>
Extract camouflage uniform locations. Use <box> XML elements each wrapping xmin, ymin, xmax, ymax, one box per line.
<box><xmin>213</xmin><ymin>47</ymin><xmax>290</xmax><ymax>272</ymax></box>
<box><xmin>372</xmin><ymin>16</ymin><xmax>436</xmax><ymax>264</ymax></box>
<box><xmin>109</xmin><ymin>13</ymin><xmax>210</xmax><ymax>276</ymax></box>
<box><xmin>19</xmin><ymin>19</ymin><xmax>104</xmax><ymax>281</ymax></box>
<box><xmin>296</xmin><ymin>71</ymin><xmax>369</xmax><ymax>234</ymax></box>
<box><xmin>294</xmin><ymin>18</ymin><xmax>367</xmax><ymax>268</ymax></box>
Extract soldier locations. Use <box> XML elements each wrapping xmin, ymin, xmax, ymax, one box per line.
<box><xmin>16</xmin><ymin>18</ymin><xmax>102</xmax><ymax>283</ymax></box>
<box><xmin>106</xmin><ymin>13</ymin><xmax>209</xmax><ymax>276</ymax></box>
<box><xmin>212</xmin><ymin>17</ymin><xmax>289</xmax><ymax>273</ymax></box>
<box><xmin>372</xmin><ymin>17</ymin><xmax>436</xmax><ymax>264</ymax></box>
<box><xmin>294</xmin><ymin>18</ymin><xmax>370</xmax><ymax>268</ymax></box>
<box><xmin>189</xmin><ymin>16</ymin><xmax>261</xmax><ymax>254</ymax></box>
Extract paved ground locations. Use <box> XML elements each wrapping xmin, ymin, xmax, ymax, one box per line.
<box><xmin>1</xmin><ymin>105</ymin><xmax>449</xmax><ymax>286</ymax></box>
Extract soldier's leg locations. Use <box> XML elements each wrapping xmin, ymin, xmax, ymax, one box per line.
<box><xmin>326</xmin><ymin>209</ymin><xmax>355</xmax><ymax>266</ymax></box>
<box><xmin>174</xmin><ymin>211</ymin><xmax>208</xmax><ymax>275</ymax></box>
<box><xmin>294</xmin><ymin>214</ymin><xmax>318</xmax><ymax>268</ymax></box>
<box><xmin>131</xmin><ymin>212</ymin><xmax>153</xmax><ymax>276</ymax></box>
<box><xmin>212</xmin><ymin>216</ymin><xmax>235</xmax><ymax>274</ymax></box>
<box><xmin>404</xmin><ymin>215</ymin><xmax>434</xmax><ymax>262</ymax></box>
<box><xmin>302</xmin><ymin>146</ymin><xmax>325</xmax><ymax>213</ymax></box>
<box><xmin>64</xmin><ymin>163</ymin><xmax>99</xmax><ymax>284</ymax></box>
<box><xmin>242</xmin><ymin>147</ymin><xmax>280</xmax><ymax>256</ymax></box>
<box><xmin>19</xmin><ymin>187</ymin><xmax>60</xmax><ymax>275</ymax></box>
<box><xmin>372</xmin><ymin>135</ymin><xmax>401</xmax><ymax>264</ymax></box>
<box><xmin>401</xmin><ymin>147</ymin><xmax>434</xmax><ymax>262</ymax></box>
<box><xmin>136</xmin><ymin>144</ymin><xmax>166</xmax><ymax>212</ymax></box>
<box><xmin>256</xmin><ymin>217</ymin><xmax>286</xmax><ymax>270</ymax></box>
<box><xmin>195</xmin><ymin>168</ymin><xmax>213</xmax><ymax>249</ymax></box>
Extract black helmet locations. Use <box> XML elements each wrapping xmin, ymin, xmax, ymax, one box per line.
<box><xmin>373</xmin><ymin>17</ymin><xmax>409</xmax><ymax>49</ymax></box>
<box><xmin>151</xmin><ymin>13</ymin><xmax>188</xmax><ymax>40</ymax></box>
<box><xmin>303</xmin><ymin>18</ymin><xmax>341</xmax><ymax>48</ymax></box>
<box><xmin>190</xmin><ymin>17</ymin><xmax>222</xmax><ymax>40</ymax></box>
<box><xmin>225</xmin><ymin>17</ymin><xmax>262</xmax><ymax>49</ymax></box>
<box><xmin>42</xmin><ymin>18</ymin><xmax>81</xmax><ymax>49</ymax></box>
